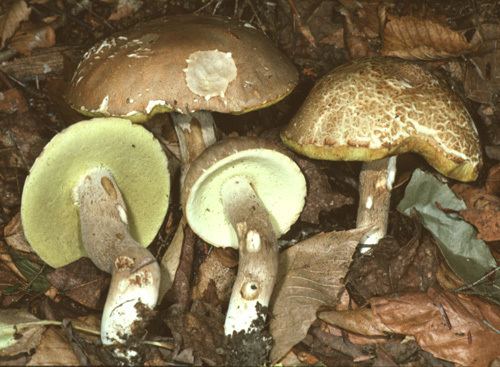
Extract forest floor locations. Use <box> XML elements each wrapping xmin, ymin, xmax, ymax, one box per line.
<box><xmin>0</xmin><ymin>0</ymin><xmax>499</xmax><ymax>366</ymax></box>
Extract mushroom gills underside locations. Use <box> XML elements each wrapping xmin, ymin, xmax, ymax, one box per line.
<box><xmin>185</xmin><ymin>148</ymin><xmax>306</xmax><ymax>249</ymax></box>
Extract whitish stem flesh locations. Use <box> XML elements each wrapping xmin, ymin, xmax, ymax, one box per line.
<box><xmin>356</xmin><ymin>156</ymin><xmax>397</xmax><ymax>253</ymax></box>
<box><xmin>171</xmin><ymin>110</ymin><xmax>217</xmax><ymax>167</ymax></box>
<box><xmin>220</xmin><ymin>176</ymin><xmax>278</xmax><ymax>335</ymax></box>
<box><xmin>75</xmin><ymin>167</ymin><xmax>160</xmax><ymax>360</ymax></box>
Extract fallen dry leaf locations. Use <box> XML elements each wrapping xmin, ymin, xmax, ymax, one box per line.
<box><xmin>0</xmin><ymin>309</ymin><xmax>45</xmax><ymax>357</ymax></box>
<box><xmin>338</xmin><ymin>0</ymin><xmax>383</xmax><ymax>58</ymax></box>
<box><xmin>191</xmin><ymin>248</ymin><xmax>236</xmax><ymax>305</ymax></box>
<box><xmin>164</xmin><ymin>301</ymin><xmax>225</xmax><ymax>366</ymax></box>
<box><xmin>159</xmin><ymin>219</ymin><xmax>185</xmax><ymax>301</ymax></box>
<box><xmin>9</xmin><ymin>23</ymin><xmax>55</xmax><ymax>56</ymax></box>
<box><xmin>27</xmin><ymin>327</ymin><xmax>80</xmax><ymax>366</ymax></box>
<box><xmin>435</xmin><ymin>260</ymin><xmax>465</xmax><ymax>291</ymax></box>
<box><xmin>382</xmin><ymin>14</ymin><xmax>477</xmax><ymax>60</ymax></box>
<box><xmin>0</xmin><ymin>238</ymin><xmax>27</xmax><ymax>281</ymax></box>
<box><xmin>347</xmin><ymin>226</ymin><xmax>438</xmax><ymax>301</ymax></box>
<box><xmin>0</xmin><ymin>88</ymin><xmax>28</xmax><ymax>114</ymax></box>
<box><xmin>0</xmin><ymin>262</ymin><xmax>26</xmax><ymax>307</ymax></box>
<box><xmin>464</xmin><ymin>24</ymin><xmax>500</xmax><ymax>104</ymax></box>
<box><xmin>295</xmin><ymin>156</ymin><xmax>354</xmax><ymax>224</ymax></box>
<box><xmin>371</xmin><ymin>288</ymin><xmax>500</xmax><ymax>367</ymax></box>
<box><xmin>0</xmin><ymin>111</ymin><xmax>51</xmax><ymax>170</ymax></box>
<box><xmin>108</xmin><ymin>0</ymin><xmax>143</xmax><ymax>21</ymax></box>
<box><xmin>339</xmin><ymin>6</ymin><xmax>372</xmax><ymax>59</ymax></box>
<box><xmin>270</xmin><ymin>227</ymin><xmax>370</xmax><ymax>363</ymax></box>
<box><xmin>164</xmin><ymin>221</ymin><xmax>196</xmax><ymax>309</ymax></box>
<box><xmin>0</xmin><ymin>0</ymin><xmax>31</xmax><ymax>48</ymax></box>
<box><xmin>4</xmin><ymin>213</ymin><xmax>32</xmax><ymax>253</ymax></box>
<box><xmin>318</xmin><ymin>307</ymin><xmax>391</xmax><ymax>336</ymax></box>
<box><xmin>318</xmin><ymin>320</ymin><xmax>389</xmax><ymax>345</ymax></box>
<box><xmin>485</xmin><ymin>163</ymin><xmax>500</xmax><ymax>196</ymax></box>
<box><xmin>46</xmin><ymin>258</ymin><xmax>108</xmax><ymax>310</ymax></box>
<box><xmin>307</xmin><ymin>2</ymin><xmax>344</xmax><ymax>49</ymax></box>
<box><xmin>452</xmin><ymin>183</ymin><xmax>500</xmax><ymax>242</ymax></box>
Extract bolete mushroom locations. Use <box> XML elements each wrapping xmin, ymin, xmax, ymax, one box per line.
<box><xmin>66</xmin><ymin>15</ymin><xmax>298</xmax><ymax>166</ymax></box>
<box><xmin>21</xmin><ymin>118</ymin><xmax>170</xmax><ymax>360</ymax></box>
<box><xmin>181</xmin><ymin>137</ymin><xmax>306</xmax><ymax>363</ymax></box>
<box><xmin>281</xmin><ymin>57</ymin><xmax>482</xmax><ymax>251</ymax></box>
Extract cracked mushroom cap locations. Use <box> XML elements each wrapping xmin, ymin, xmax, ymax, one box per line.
<box><xmin>181</xmin><ymin>137</ymin><xmax>306</xmax><ymax>249</ymax></box>
<box><xmin>281</xmin><ymin>57</ymin><xmax>482</xmax><ymax>182</ymax></box>
<box><xmin>66</xmin><ymin>15</ymin><xmax>298</xmax><ymax>120</ymax></box>
<box><xmin>21</xmin><ymin>118</ymin><xmax>170</xmax><ymax>268</ymax></box>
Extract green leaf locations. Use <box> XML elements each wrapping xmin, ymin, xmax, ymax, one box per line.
<box><xmin>13</xmin><ymin>256</ymin><xmax>50</xmax><ymax>294</ymax></box>
<box><xmin>397</xmin><ymin>169</ymin><xmax>500</xmax><ymax>303</ymax></box>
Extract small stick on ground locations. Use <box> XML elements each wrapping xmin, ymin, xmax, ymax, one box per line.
<box><xmin>286</xmin><ymin>0</ymin><xmax>317</xmax><ymax>47</ymax></box>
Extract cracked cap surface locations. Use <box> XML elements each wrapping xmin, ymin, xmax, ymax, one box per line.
<box><xmin>281</xmin><ymin>57</ymin><xmax>482</xmax><ymax>181</ymax></box>
<box><xmin>67</xmin><ymin>15</ymin><xmax>298</xmax><ymax>120</ymax></box>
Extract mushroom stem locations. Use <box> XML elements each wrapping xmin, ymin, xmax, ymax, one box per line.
<box><xmin>171</xmin><ymin>110</ymin><xmax>218</xmax><ymax>166</ymax></box>
<box><xmin>75</xmin><ymin>167</ymin><xmax>160</xmax><ymax>358</ymax></box>
<box><xmin>220</xmin><ymin>176</ymin><xmax>278</xmax><ymax>336</ymax></box>
<box><xmin>356</xmin><ymin>156</ymin><xmax>397</xmax><ymax>252</ymax></box>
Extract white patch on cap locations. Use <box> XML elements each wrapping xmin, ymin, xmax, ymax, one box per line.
<box><xmin>184</xmin><ymin>50</ymin><xmax>237</xmax><ymax>101</ymax></box>
<box><xmin>92</xmin><ymin>95</ymin><xmax>109</xmax><ymax>114</ymax></box>
<box><xmin>145</xmin><ymin>100</ymin><xmax>166</xmax><ymax>114</ymax></box>
<box><xmin>127</xmin><ymin>53</ymin><xmax>149</xmax><ymax>59</ymax></box>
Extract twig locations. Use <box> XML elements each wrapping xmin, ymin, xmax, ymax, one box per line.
<box><xmin>14</xmin><ymin>320</ymin><xmax>176</xmax><ymax>349</ymax></box>
<box><xmin>194</xmin><ymin>0</ymin><xmax>216</xmax><ymax>14</ymax></box>
<box><xmin>212</xmin><ymin>0</ymin><xmax>224</xmax><ymax>15</ymax></box>
<box><xmin>309</xmin><ymin>327</ymin><xmax>369</xmax><ymax>360</ymax></box>
<box><xmin>437</xmin><ymin>303</ymin><xmax>452</xmax><ymax>329</ymax></box>
<box><xmin>170</xmin><ymin>224</ymin><xmax>196</xmax><ymax>310</ymax></box>
<box><xmin>454</xmin><ymin>266</ymin><xmax>500</xmax><ymax>292</ymax></box>
<box><xmin>482</xmin><ymin>319</ymin><xmax>500</xmax><ymax>334</ymax></box>
<box><xmin>70</xmin><ymin>0</ymin><xmax>116</xmax><ymax>31</ymax></box>
<box><xmin>245</xmin><ymin>0</ymin><xmax>266</xmax><ymax>33</ymax></box>
<box><xmin>286</xmin><ymin>0</ymin><xmax>316</xmax><ymax>47</ymax></box>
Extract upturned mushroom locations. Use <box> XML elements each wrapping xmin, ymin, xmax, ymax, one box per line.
<box><xmin>66</xmin><ymin>15</ymin><xmax>298</xmax><ymax>166</ymax></box>
<box><xmin>21</xmin><ymin>118</ymin><xmax>170</xmax><ymax>360</ymax></box>
<box><xmin>181</xmin><ymin>137</ymin><xmax>306</xmax><ymax>363</ymax></box>
<box><xmin>281</xmin><ymin>57</ymin><xmax>482</xmax><ymax>251</ymax></box>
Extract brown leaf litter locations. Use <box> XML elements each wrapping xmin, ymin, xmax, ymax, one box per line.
<box><xmin>452</xmin><ymin>164</ymin><xmax>500</xmax><ymax>242</ymax></box>
<box><xmin>320</xmin><ymin>287</ymin><xmax>500</xmax><ymax>367</ymax></box>
<box><xmin>0</xmin><ymin>0</ymin><xmax>30</xmax><ymax>48</ymax></box>
<box><xmin>381</xmin><ymin>14</ymin><xmax>478</xmax><ymax>59</ymax></box>
<box><xmin>270</xmin><ymin>227</ymin><xmax>370</xmax><ymax>363</ymax></box>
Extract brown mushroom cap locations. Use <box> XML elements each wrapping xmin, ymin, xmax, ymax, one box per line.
<box><xmin>67</xmin><ymin>15</ymin><xmax>298</xmax><ymax>120</ymax></box>
<box><xmin>281</xmin><ymin>57</ymin><xmax>482</xmax><ymax>182</ymax></box>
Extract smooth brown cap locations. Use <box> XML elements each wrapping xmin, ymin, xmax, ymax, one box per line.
<box><xmin>67</xmin><ymin>15</ymin><xmax>298</xmax><ymax>120</ymax></box>
<box><xmin>281</xmin><ymin>57</ymin><xmax>482</xmax><ymax>182</ymax></box>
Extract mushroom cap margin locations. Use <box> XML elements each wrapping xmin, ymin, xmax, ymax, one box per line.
<box><xmin>66</xmin><ymin>15</ymin><xmax>298</xmax><ymax>118</ymax></box>
<box><xmin>21</xmin><ymin>117</ymin><xmax>170</xmax><ymax>268</ymax></box>
<box><xmin>281</xmin><ymin>57</ymin><xmax>482</xmax><ymax>182</ymax></box>
<box><xmin>181</xmin><ymin>137</ymin><xmax>307</xmax><ymax>249</ymax></box>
